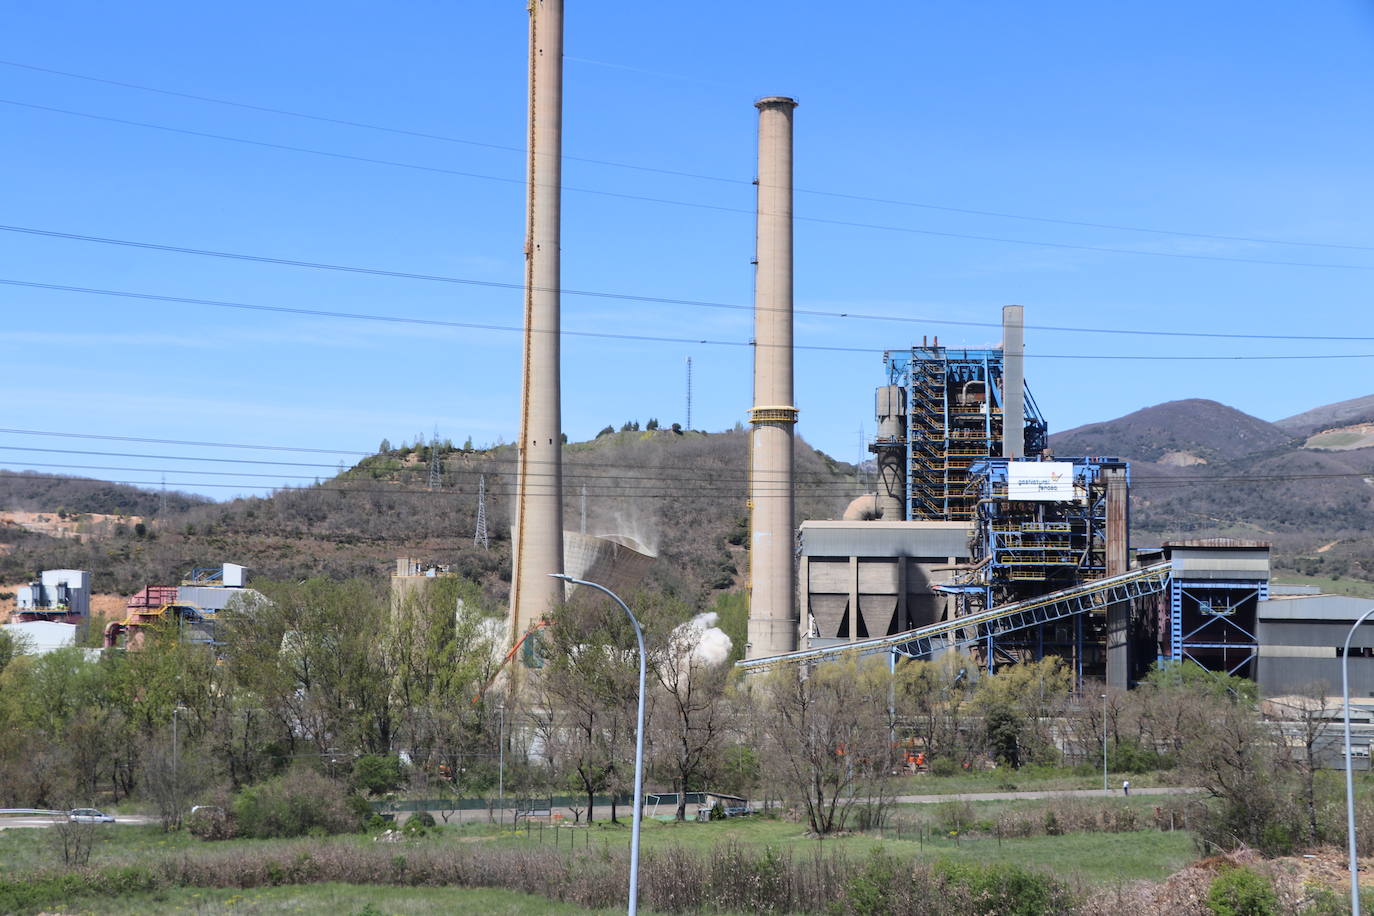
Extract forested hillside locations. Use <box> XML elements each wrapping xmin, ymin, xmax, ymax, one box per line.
<box><xmin>0</xmin><ymin>429</ymin><xmax>863</xmax><ymax>608</ymax></box>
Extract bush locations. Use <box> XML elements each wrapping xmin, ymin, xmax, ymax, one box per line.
<box><xmin>933</xmin><ymin>862</ymin><xmax>1073</xmax><ymax>916</ymax></box>
<box><xmin>231</xmin><ymin>769</ymin><xmax>365</xmax><ymax>839</ymax></box>
<box><xmin>352</xmin><ymin>755</ymin><xmax>403</xmax><ymax>796</ymax></box>
<box><xmin>402</xmin><ymin>811</ymin><xmax>436</xmax><ymax>836</ymax></box>
<box><xmin>187</xmin><ymin>806</ymin><xmax>235</xmax><ymax>841</ymax></box>
<box><xmin>1206</xmin><ymin>866</ymin><xmax>1278</xmax><ymax>916</ymax></box>
<box><xmin>929</xmin><ymin>757</ymin><xmax>960</xmax><ymax>777</ymax></box>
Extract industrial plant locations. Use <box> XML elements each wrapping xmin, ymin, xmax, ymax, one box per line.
<box><xmin>483</xmin><ymin>0</ymin><xmax>1374</xmax><ymax>710</ymax></box>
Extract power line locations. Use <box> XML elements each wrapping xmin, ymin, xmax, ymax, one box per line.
<box><xmin>0</xmin><ymin>426</ymin><xmax>366</xmax><ymax>456</ymax></box>
<box><xmin>2</xmin><ymin>269</ymin><xmax>1374</xmax><ymax>347</ymax></box>
<box><xmin>0</xmin><ymin>438</ymin><xmax>863</xmax><ymax>482</ymax></box>
<box><xmin>2</xmin><ymin>468</ymin><xmax>1369</xmax><ymax>504</ymax></box>
<box><xmin>10</xmin><ymin>97</ymin><xmax>1374</xmax><ymax>273</ymax></box>
<box><xmin>6</xmin><ymin>57</ymin><xmax>1373</xmax><ymax>255</ymax></box>
<box><xmin>4</xmin><ymin>275</ymin><xmax>1373</xmax><ymax>359</ymax></box>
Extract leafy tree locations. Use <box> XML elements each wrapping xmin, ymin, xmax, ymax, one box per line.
<box><xmin>646</xmin><ymin>418</ymin><xmax>659</xmax><ymax>431</ymax></box>
<box><xmin>353</xmin><ymin>754</ymin><xmax>403</xmax><ymax>796</ymax></box>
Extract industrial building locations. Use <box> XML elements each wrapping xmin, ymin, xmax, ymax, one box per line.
<box><xmin>13</xmin><ymin>569</ymin><xmax>91</xmax><ymax>623</ymax></box>
<box><xmin>104</xmin><ymin>562</ymin><xmax>259</xmax><ymax>649</ymax></box>
<box><xmin>738</xmin><ymin>289</ymin><xmax>1374</xmax><ymax>695</ymax></box>
<box><xmin>1258</xmin><ymin>592</ymin><xmax>1374</xmax><ymax>697</ymax></box>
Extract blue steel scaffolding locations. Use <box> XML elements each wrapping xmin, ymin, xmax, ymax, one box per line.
<box><xmin>884</xmin><ymin>346</ymin><xmax>1047</xmax><ymax>521</ymax></box>
<box><xmin>945</xmin><ymin>457</ymin><xmax>1129</xmax><ymax>678</ymax></box>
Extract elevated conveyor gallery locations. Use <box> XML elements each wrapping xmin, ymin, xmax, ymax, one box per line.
<box><xmin>737</xmin><ymin>562</ymin><xmax>1171</xmax><ymax>673</ymax></box>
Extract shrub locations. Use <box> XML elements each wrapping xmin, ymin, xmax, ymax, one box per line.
<box><xmin>933</xmin><ymin>862</ymin><xmax>1074</xmax><ymax>916</ymax></box>
<box><xmin>352</xmin><ymin>755</ymin><xmax>403</xmax><ymax>796</ymax></box>
<box><xmin>935</xmin><ymin>801</ymin><xmax>975</xmax><ymax>834</ymax></box>
<box><xmin>187</xmin><ymin>806</ymin><xmax>235</xmax><ymax>841</ymax></box>
<box><xmin>1206</xmin><ymin>866</ymin><xmax>1278</xmax><ymax>916</ymax></box>
<box><xmin>929</xmin><ymin>757</ymin><xmax>960</xmax><ymax>778</ymax></box>
<box><xmin>231</xmin><ymin>769</ymin><xmax>364</xmax><ymax>839</ymax></box>
<box><xmin>836</xmin><ymin>849</ymin><xmax>898</xmax><ymax>916</ymax></box>
<box><xmin>402</xmin><ymin>812</ymin><xmax>436</xmax><ymax>836</ymax></box>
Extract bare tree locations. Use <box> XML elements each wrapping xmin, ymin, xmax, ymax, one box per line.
<box><xmin>649</xmin><ymin>616</ymin><xmax>735</xmax><ymax>821</ymax></box>
<box><xmin>757</xmin><ymin>657</ymin><xmax>894</xmax><ymax>835</ymax></box>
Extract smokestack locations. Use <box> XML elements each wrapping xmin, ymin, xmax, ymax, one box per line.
<box><xmin>1001</xmin><ymin>305</ymin><xmax>1025</xmax><ymax>460</ymax></box>
<box><xmin>746</xmin><ymin>96</ymin><xmax>799</xmax><ymax>660</ymax></box>
<box><xmin>510</xmin><ymin>0</ymin><xmax>564</xmax><ymax>647</ymax></box>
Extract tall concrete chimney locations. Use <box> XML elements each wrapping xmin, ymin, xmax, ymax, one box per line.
<box><xmin>746</xmin><ymin>96</ymin><xmax>799</xmax><ymax>660</ymax></box>
<box><xmin>510</xmin><ymin>0</ymin><xmax>564</xmax><ymax>647</ymax></box>
<box><xmin>1001</xmin><ymin>305</ymin><xmax>1025</xmax><ymax>460</ymax></box>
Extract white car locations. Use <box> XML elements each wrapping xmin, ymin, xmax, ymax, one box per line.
<box><xmin>68</xmin><ymin>808</ymin><xmax>115</xmax><ymax>824</ymax></box>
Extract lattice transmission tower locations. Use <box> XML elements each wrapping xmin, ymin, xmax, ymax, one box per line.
<box><xmin>474</xmin><ymin>475</ymin><xmax>489</xmax><ymax>549</ymax></box>
<box><xmin>428</xmin><ymin>443</ymin><xmax>442</xmax><ymax>491</ymax></box>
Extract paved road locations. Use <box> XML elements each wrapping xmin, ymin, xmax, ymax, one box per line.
<box><xmin>0</xmin><ymin>815</ymin><xmax>157</xmax><ymax>830</ymax></box>
<box><xmin>891</xmin><ymin>785</ymin><xmax>1203</xmax><ymax>804</ymax></box>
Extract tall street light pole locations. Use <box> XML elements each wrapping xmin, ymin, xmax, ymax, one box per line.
<box><xmin>1342</xmin><ymin>607</ymin><xmax>1374</xmax><ymax>915</ymax></box>
<box><xmin>497</xmin><ymin>703</ymin><xmax>505</xmax><ymax>829</ymax></box>
<box><xmin>551</xmin><ymin>574</ymin><xmax>647</xmax><ymax>916</ymax></box>
<box><xmin>171</xmin><ymin>705</ymin><xmax>187</xmax><ymax>819</ymax></box>
<box><xmin>1100</xmin><ymin>693</ymin><xmax>1108</xmax><ymax>796</ymax></box>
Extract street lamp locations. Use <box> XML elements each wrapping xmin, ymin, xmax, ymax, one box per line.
<box><xmin>497</xmin><ymin>702</ymin><xmax>505</xmax><ymax>828</ymax></box>
<box><xmin>1100</xmin><ymin>693</ymin><xmax>1108</xmax><ymax>797</ymax></box>
<box><xmin>551</xmin><ymin>574</ymin><xmax>647</xmax><ymax>916</ymax></box>
<box><xmin>171</xmin><ymin>705</ymin><xmax>188</xmax><ymax>817</ymax></box>
<box><xmin>1341</xmin><ymin>607</ymin><xmax>1374</xmax><ymax>915</ymax></box>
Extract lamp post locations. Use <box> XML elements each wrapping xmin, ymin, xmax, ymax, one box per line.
<box><xmin>1100</xmin><ymin>693</ymin><xmax>1108</xmax><ymax>796</ymax></box>
<box><xmin>1342</xmin><ymin>608</ymin><xmax>1374</xmax><ymax>915</ymax></box>
<box><xmin>171</xmin><ymin>705</ymin><xmax>187</xmax><ymax>819</ymax></box>
<box><xmin>551</xmin><ymin>574</ymin><xmax>647</xmax><ymax>916</ymax></box>
<box><xmin>497</xmin><ymin>703</ymin><xmax>505</xmax><ymax>828</ymax></box>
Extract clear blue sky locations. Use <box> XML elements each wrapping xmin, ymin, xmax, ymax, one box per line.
<box><xmin>4</xmin><ymin>1</ymin><xmax>1374</xmax><ymax>500</ymax></box>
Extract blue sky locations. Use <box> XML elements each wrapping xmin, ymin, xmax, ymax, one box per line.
<box><xmin>4</xmin><ymin>1</ymin><xmax>1374</xmax><ymax>500</ymax></box>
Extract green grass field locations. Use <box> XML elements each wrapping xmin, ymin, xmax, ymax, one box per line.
<box><xmin>477</xmin><ymin>812</ymin><xmax>1195</xmax><ymax>883</ymax></box>
<box><xmin>1273</xmin><ymin>572</ymin><xmax>1374</xmax><ymax>599</ymax></box>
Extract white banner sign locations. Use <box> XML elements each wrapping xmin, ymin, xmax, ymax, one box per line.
<box><xmin>1007</xmin><ymin>462</ymin><xmax>1075</xmax><ymax>501</ymax></box>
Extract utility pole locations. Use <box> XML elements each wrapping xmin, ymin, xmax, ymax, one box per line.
<box><xmin>685</xmin><ymin>356</ymin><xmax>693</xmax><ymax>430</ymax></box>
<box><xmin>474</xmin><ymin>475</ymin><xmax>490</xmax><ymax>549</ymax></box>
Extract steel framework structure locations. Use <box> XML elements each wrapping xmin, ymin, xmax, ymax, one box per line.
<box><xmin>882</xmin><ymin>346</ymin><xmax>1047</xmax><ymax>522</ymax></box>
<box><xmin>738</xmin><ymin>562</ymin><xmax>1170</xmax><ymax>673</ymax></box>
<box><xmin>1168</xmin><ymin>578</ymin><xmax>1267</xmax><ymax>677</ymax></box>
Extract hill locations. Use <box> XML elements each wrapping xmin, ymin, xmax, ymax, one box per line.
<box><xmin>0</xmin><ymin>430</ymin><xmax>863</xmax><ymax>609</ymax></box>
<box><xmin>0</xmin><ymin>470</ymin><xmax>209</xmax><ymax>518</ymax></box>
<box><xmin>1050</xmin><ymin>399</ymin><xmax>1294</xmax><ymax>465</ymax></box>
<box><xmin>1052</xmin><ymin>398</ymin><xmax>1374</xmax><ymax>585</ymax></box>
<box><xmin>1277</xmin><ymin>393</ymin><xmax>1374</xmax><ymax>438</ymax></box>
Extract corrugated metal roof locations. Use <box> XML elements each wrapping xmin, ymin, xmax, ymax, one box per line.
<box><xmin>800</xmin><ymin>520</ymin><xmax>972</xmax><ymax>559</ymax></box>
<box><xmin>1259</xmin><ymin>593</ymin><xmax>1374</xmax><ymax>622</ymax></box>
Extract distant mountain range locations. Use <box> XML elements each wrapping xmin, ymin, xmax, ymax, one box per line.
<box><xmin>1051</xmin><ymin>396</ymin><xmax>1374</xmax><ymax>583</ymax></box>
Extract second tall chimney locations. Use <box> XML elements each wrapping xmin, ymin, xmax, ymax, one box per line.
<box><xmin>745</xmin><ymin>96</ymin><xmax>799</xmax><ymax>660</ymax></box>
